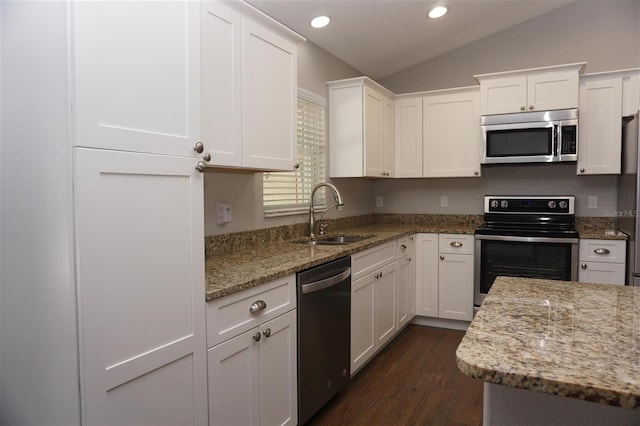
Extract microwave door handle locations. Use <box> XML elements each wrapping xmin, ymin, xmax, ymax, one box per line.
<box><xmin>553</xmin><ymin>125</ymin><xmax>559</xmax><ymax>157</ymax></box>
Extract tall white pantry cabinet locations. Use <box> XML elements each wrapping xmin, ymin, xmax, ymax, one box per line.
<box><xmin>2</xmin><ymin>1</ymin><xmax>208</xmax><ymax>424</ymax></box>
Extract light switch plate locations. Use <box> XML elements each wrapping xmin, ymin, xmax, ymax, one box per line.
<box><xmin>376</xmin><ymin>196</ymin><xmax>383</xmax><ymax>207</ymax></box>
<box><xmin>588</xmin><ymin>196</ymin><xmax>598</xmax><ymax>209</ymax></box>
<box><xmin>441</xmin><ymin>196</ymin><xmax>448</xmax><ymax>208</ymax></box>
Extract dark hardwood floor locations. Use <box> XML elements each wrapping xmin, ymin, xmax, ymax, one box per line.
<box><xmin>306</xmin><ymin>325</ymin><xmax>483</xmax><ymax>426</ymax></box>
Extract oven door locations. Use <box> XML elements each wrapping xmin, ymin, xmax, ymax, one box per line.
<box><xmin>474</xmin><ymin>235</ymin><xmax>578</xmax><ymax>306</ymax></box>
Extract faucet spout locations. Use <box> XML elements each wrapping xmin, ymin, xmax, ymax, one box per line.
<box><xmin>309</xmin><ymin>183</ymin><xmax>344</xmax><ymax>240</ymax></box>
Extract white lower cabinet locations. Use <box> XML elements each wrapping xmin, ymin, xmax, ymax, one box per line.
<box><xmin>350</xmin><ymin>261</ymin><xmax>398</xmax><ymax>375</ymax></box>
<box><xmin>206</xmin><ymin>277</ymin><xmax>297</xmax><ymax>426</ymax></box>
<box><xmin>351</xmin><ymin>237</ymin><xmax>418</xmax><ymax>375</ymax></box>
<box><xmin>396</xmin><ymin>236</ymin><xmax>416</xmax><ymax>328</ymax></box>
<box><xmin>416</xmin><ymin>233</ymin><xmax>474</xmax><ymax>322</ymax></box>
<box><xmin>75</xmin><ymin>148</ymin><xmax>208</xmax><ymax>425</ymax></box>
<box><xmin>578</xmin><ymin>239</ymin><xmax>626</xmax><ymax>285</ymax></box>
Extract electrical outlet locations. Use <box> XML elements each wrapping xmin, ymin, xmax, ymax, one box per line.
<box><xmin>217</xmin><ymin>202</ymin><xmax>232</xmax><ymax>224</ymax></box>
<box><xmin>441</xmin><ymin>195</ymin><xmax>448</xmax><ymax>208</ymax></box>
<box><xmin>376</xmin><ymin>196</ymin><xmax>383</xmax><ymax>207</ymax></box>
<box><xmin>588</xmin><ymin>196</ymin><xmax>598</xmax><ymax>209</ymax></box>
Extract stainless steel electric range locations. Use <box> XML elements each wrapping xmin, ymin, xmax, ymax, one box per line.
<box><xmin>474</xmin><ymin>196</ymin><xmax>579</xmax><ymax>307</ymax></box>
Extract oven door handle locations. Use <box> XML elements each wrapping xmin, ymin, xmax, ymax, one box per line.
<box><xmin>475</xmin><ymin>234</ymin><xmax>579</xmax><ymax>244</ymax></box>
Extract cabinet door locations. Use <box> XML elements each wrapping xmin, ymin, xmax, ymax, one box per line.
<box><xmin>397</xmin><ymin>255</ymin><xmax>414</xmax><ymax>328</ymax></box>
<box><xmin>259</xmin><ymin>311</ymin><xmax>298</xmax><ymax>426</ymax></box>
<box><xmin>75</xmin><ymin>149</ymin><xmax>207</xmax><ymax>425</ymax></box>
<box><xmin>415</xmin><ymin>234</ymin><xmax>439</xmax><ymax>317</ymax></box>
<box><xmin>351</xmin><ymin>274</ymin><xmax>375</xmax><ymax>374</ymax></box>
<box><xmin>374</xmin><ymin>262</ymin><xmax>398</xmax><ymax>349</ymax></box>
<box><xmin>201</xmin><ymin>1</ymin><xmax>243</xmax><ymax>167</ymax></box>
<box><xmin>577</xmin><ymin>78</ymin><xmax>623</xmax><ymax>175</ymax></box>
<box><xmin>242</xmin><ymin>19</ymin><xmax>298</xmax><ymax>171</ymax></box>
<box><xmin>383</xmin><ymin>96</ymin><xmax>395</xmax><ymax>177</ymax></box>
<box><xmin>74</xmin><ymin>1</ymin><xmax>201</xmax><ymax>157</ymax></box>
<box><xmin>438</xmin><ymin>254</ymin><xmax>474</xmax><ymax>321</ymax></box>
<box><xmin>423</xmin><ymin>89</ymin><xmax>481</xmax><ymax>177</ymax></box>
<box><xmin>579</xmin><ymin>262</ymin><xmax>626</xmax><ymax>285</ymax></box>
<box><xmin>208</xmin><ymin>329</ymin><xmax>259</xmax><ymax>426</ymax></box>
<box><xmin>364</xmin><ymin>86</ymin><xmax>385</xmax><ymax>177</ymax></box>
<box><xmin>395</xmin><ymin>97</ymin><xmax>423</xmax><ymax>177</ymax></box>
<box><xmin>479</xmin><ymin>75</ymin><xmax>527</xmax><ymax>115</ymax></box>
<box><xmin>527</xmin><ymin>70</ymin><xmax>579</xmax><ymax>112</ymax></box>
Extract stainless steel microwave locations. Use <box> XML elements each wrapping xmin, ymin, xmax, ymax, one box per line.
<box><xmin>481</xmin><ymin>109</ymin><xmax>578</xmax><ymax>164</ymax></box>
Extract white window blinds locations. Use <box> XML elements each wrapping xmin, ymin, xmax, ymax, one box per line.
<box><xmin>263</xmin><ymin>89</ymin><xmax>327</xmax><ymax>217</ymax></box>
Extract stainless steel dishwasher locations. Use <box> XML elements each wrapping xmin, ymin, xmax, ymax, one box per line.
<box><xmin>297</xmin><ymin>256</ymin><xmax>351</xmax><ymax>425</ymax></box>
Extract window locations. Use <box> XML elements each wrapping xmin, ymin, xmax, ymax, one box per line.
<box><xmin>263</xmin><ymin>89</ymin><xmax>327</xmax><ymax>217</ymax></box>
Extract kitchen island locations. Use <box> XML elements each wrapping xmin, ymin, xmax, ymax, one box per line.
<box><xmin>457</xmin><ymin>276</ymin><xmax>640</xmax><ymax>425</ymax></box>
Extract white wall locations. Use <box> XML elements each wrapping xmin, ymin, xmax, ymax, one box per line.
<box><xmin>0</xmin><ymin>1</ymin><xmax>81</xmax><ymax>424</ymax></box>
<box><xmin>204</xmin><ymin>41</ymin><xmax>371</xmax><ymax>236</ymax></box>
<box><xmin>374</xmin><ymin>164</ymin><xmax>617</xmax><ymax>217</ymax></box>
<box><xmin>380</xmin><ymin>0</ymin><xmax>640</xmax><ymax>92</ymax></box>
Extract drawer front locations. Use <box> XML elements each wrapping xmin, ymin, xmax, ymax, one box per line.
<box><xmin>439</xmin><ymin>234</ymin><xmax>474</xmax><ymax>255</ymax></box>
<box><xmin>579</xmin><ymin>239</ymin><xmax>626</xmax><ymax>264</ymax></box>
<box><xmin>352</xmin><ymin>241</ymin><xmax>396</xmax><ymax>281</ymax></box>
<box><xmin>206</xmin><ymin>274</ymin><xmax>296</xmax><ymax>348</ymax></box>
<box><xmin>397</xmin><ymin>235</ymin><xmax>415</xmax><ymax>259</ymax></box>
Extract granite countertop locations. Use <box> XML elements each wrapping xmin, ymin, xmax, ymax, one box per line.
<box><xmin>456</xmin><ymin>276</ymin><xmax>640</xmax><ymax>410</ymax></box>
<box><xmin>205</xmin><ymin>222</ymin><xmax>477</xmax><ymax>301</ymax></box>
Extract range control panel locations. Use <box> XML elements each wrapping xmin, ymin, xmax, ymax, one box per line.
<box><xmin>484</xmin><ymin>196</ymin><xmax>575</xmax><ymax>214</ymax></box>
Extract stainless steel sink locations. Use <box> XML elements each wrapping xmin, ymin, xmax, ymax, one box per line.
<box><xmin>294</xmin><ymin>235</ymin><xmax>373</xmax><ymax>245</ymax></box>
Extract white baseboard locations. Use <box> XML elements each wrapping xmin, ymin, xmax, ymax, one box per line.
<box><xmin>410</xmin><ymin>316</ymin><xmax>470</xmax><ymax>331</ymax></box>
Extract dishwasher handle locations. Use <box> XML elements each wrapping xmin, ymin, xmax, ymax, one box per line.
<box><xmin>301</xmin><ymin>267</ymin><xmax>351</xmax><ymax>294</ymax></box>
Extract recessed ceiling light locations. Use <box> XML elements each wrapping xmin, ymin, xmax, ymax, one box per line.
<box><xmin>428</xmin><ymin>6</ymin><xmax>448</xmax><ymax>19</ymax></box>
<box><xmin>310</xmin><ymin>16</ymin><xmax>330</xmax><ymax>29</ymax></box>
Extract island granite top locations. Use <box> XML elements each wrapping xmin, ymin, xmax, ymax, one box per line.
<box><xmin>456</xmin><ymin>276</ymin><xmax>640</xmax><ymax>410</ymax></box>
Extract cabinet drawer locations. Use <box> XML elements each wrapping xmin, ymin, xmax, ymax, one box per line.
<box><xmin>352</xmin><ymin>241</ymin><xmax>396</xmax><ymax>281</ymax></box>
<box><xmin>579</xmin><ymin>239</ymin><xmax>626</xmax><ymax>264</ymax></box>
<box><xmin>397</xmin><ymin>235</ymin><xmax>415</xmax><ymax>259</ymax></box>
<box><xmin>206</xmin><ymin>274</ymin><xmax>296</xmax><ymax>348</ymax></box>
<box><xmin>438</xmin><ymin>234</ymin><xmax>474</xmax><ymax>255</ymax></box>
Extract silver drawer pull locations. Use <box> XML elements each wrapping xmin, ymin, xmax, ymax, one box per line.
<box><xmin>450</xmin><ymin>241</ymin><xmax>463</xmax><ymax>248</ymax></box>
<box><xmin>401</xmin><ymin>244</ymin><xmax>407</xmax><ymax>250</ymax></box>
<box><xmin>249</xmin><ymin>300</ymin><xmax>267</xmax><ymax>314</ymax></box>
<box><xmin>594</xmin><ymin>248</ymin><xmax>610</xmax><ymax>255</ymax></box>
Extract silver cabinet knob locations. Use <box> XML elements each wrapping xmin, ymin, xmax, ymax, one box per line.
<box><xmin>474</xmin><ymin>170</ymin><xmax>479</xmax><ymax>175</ymax></box>
<box><xmin>262</xmin><ymin>328</ymin><xmax>271</xmax><ymax>338</ymax></box>
<box><xmin>529</xmin><ymin>105</ymin><xmax>534</xmax><ymax>110</ymax></box>
<box><xmin>202</xmin><ymin>153</ymin><xmax>212</xmax><ymax>162</ymax></box>
<box><xmin>195</xmin><ymin>161</ymin><xmax>206</xmax><ymax>172</ymax></box>
<box><xmin>293</xmin><ymin>162</ymin><xmax>300</xmax><ymax>170</ymax></box>
<box><xmin>520</xmin><ymin>106</ymin><xmax>525</xmax><ymax>111</ymax></box>
<box><xmin>193</xmin><ymin>141</ymin><xmax>204</xmax><ymax>153</ymax></box>
<box><xmin>409</xmin><ymin>236</ymin><xmax>414</xmax><ymax>241</ymax></box>
<box><xmin>249</xmin><ymin>300</ymin><xmax>267</xmax><ymax>313</ymax></box>
<box><xmin>407</xmin><ymin>257</ymin><xmax>411</xmax><ymax>262</ymax></box>
<box><xmin>252</xmin><ymin>332</ymin><xmax>261</xmax><ymax>342</ymax></box>
<box><xmin>581</xmin><ymin>263</ymin><xmax>587</xmax><ymax>269</ymax></box>
<box><xmin>579</xmin><ymin>168</ymin><xmax>585</xmax><ymax>173</ymax></box>
<box><xmin>401</xmin><ymin>244</ymin><xmax>407</xmax><ymax>251</ymax></box>
<box><xmin>440</xmin><ymin>255</ymin><xmax>445</xmax><ymax>260</ymax></box>
<box><xmin>594</xmin><ymin>248</ymin><xmax>610</xmax><ymax>255</ymax></box>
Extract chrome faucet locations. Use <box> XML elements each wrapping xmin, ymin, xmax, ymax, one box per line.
<box><xmin>309</xmin><ymin>183</ymin><xmax>344</xmax><ymax>240</ymax></box>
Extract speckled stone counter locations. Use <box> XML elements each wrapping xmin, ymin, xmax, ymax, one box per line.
<box><xmin>456</xmin><ymin>276</ymin><xmax>640</xmax><ymax>410</ymax></box>
<box><xmin>204</xmin><ymin>217</ymin><xmax>480</xmax><ymax>301</ymax></box>
<box><xmin>576</xmin><ymin>216</ymin><xmax>628</xmax><ymax>240</ymax></box>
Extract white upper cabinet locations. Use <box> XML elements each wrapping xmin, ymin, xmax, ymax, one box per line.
<box><xmin>422</xmin><ymin>87</ymin><xmax>481</xmax><ymax>177</ymax></box>
<box><xmin>475</xmin><ymin>63</ymin><xmax>585</xmax><ymax>115</ymax></box>
<box><xmin>395</xmin><ymin>97</ymin><xmax>423</xmax><ymax>177</ymax></box>
<box><xmin>329</xmin><ymin>77</ymin><xmax>395</xmax><ymax>178</ymax></box>
<box><xmin>74</xmin><ymin>1</ymin><xmax>201</xmax><ymax>157</ymax></box>
<box><xmin>201</xmin><ymin>0</ymin><xmax>303</xmax><ymax>171</ymax></box>
<box><xmin>577</xmin><ymin>77</ymin><xmax>623</xmax><ymax>175</ymax></box>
